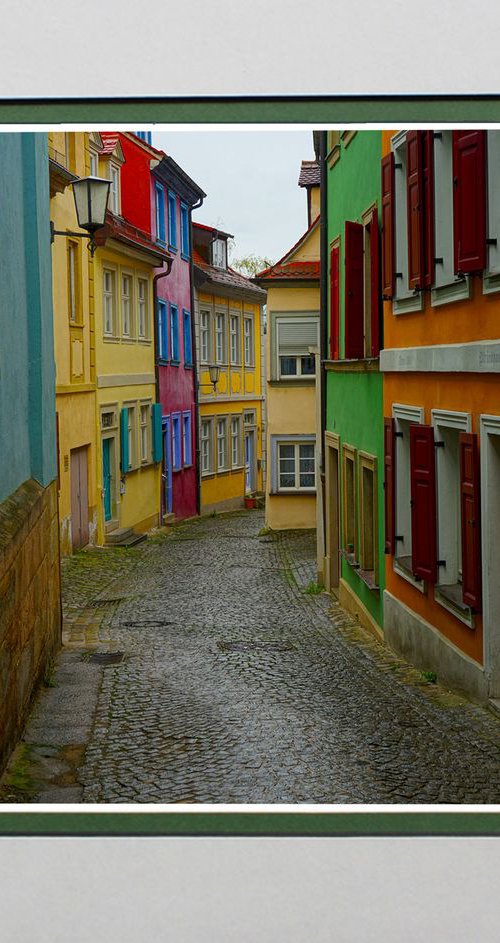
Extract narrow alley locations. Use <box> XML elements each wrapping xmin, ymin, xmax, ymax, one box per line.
<box><xmin>3</xmin><ymin>510</ymin><xmax>500</xmax><ymax>804</ymax></box>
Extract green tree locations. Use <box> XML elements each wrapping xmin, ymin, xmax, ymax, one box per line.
<box><xmin>230</xmin><ymin>253</ymin><xmax>275</xmax><ymax>277</ymax></box>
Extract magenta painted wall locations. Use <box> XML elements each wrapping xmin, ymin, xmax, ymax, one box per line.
<box><xmin>154</xmin><ymin>180</ymin><xmax>197</xmax><ymax>520</ymax></box>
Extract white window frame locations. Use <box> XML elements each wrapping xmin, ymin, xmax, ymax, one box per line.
<box><xmin>200</xmin><ymin>310</ymin><xmax>211</xmax><ymax>363</ymax></box>
<box><xmin>483</xmin><ymin>131</ymin><xmax>500</xmax><ymax>293</ymax></box>
<box><xmin>392</xmin><ymin>403</ymin><xmax>425</xmax><ymax>592</ymax></box>
<box><xmin>125</xmin><ymin>402</ymin><xmax>137</xmax><ymax>470</ymax></box>
<box><xmin>215</xmin><ymin>312</ymin><xmax>226</xmax><ymax>364</ymax></box>
<box><xmin>216</xmin><ymin>417</ymin><xmax>228</xmax><ymax>471</ymax></box>
<box><xmin>103</xmin><ymin>268</ymin><xmax>117</xmax><ymax>337</ymax></box>
<box><xmin>391</xmin><ymin>131</ymin><xmax>424</xmax><ymax>315</ymax></box>
<box><xmin>230</xmin><ymin>314</ymin><xmax>240</xmax><ymax>365</ymax></box>
<box><xmin>121</xmin><ymin>272</ymin><xmax>133</xmax><ymax>338</ymax></box>
<box><xmin>108</xmin><ymin>162</ymin><xmax>121</xmax><ymax>215</ymax></box>
<box><xmin>212</xmin><ymin>238</ymin><xmax>227</xmax><ymax>269</ymax></box>
<box><xmin>89</xmin><ymin>148</ymin><xmax>99</xmax><ymax>177</ymax></box>
<box><xmin>231</xmin><ymin>416</ymin><xmax>241</xmax><ymax>467</ymax></box>
<box><xmin>277</xmin><ymin>440</ymin><xmax>315</xmax><ymax>493</ymax></box>
<box><xmin>201</xmin><ymin>418</ymin><xmax>213</xmax><ymax>475</ymax></box>
<box><xmin>431</xmin><ymin>130</ymin><xmax>471</xmax><ymax>307</ymax></box>
<box><xmin>183</xmin><ymin>411</ymin><xmax>192</xmax><ymax>467</ymax></box>
<box><xmin>244</xmin><ymin>316</ymin><xmax>254</xmax><ymax>366</ymax></box>
<box><xmin>275</xmin><ymin>315</ymin><xmax>319</xmax><ymax>379</ymax></box>
<box><xmin>137</xmin><ymin>277</ymin><xmax>148</xmax><ymax>340</ymax></box>
<box><xmin>139</xmin><ymin>401</ymin><xmax>152</xmax><ymax>464</ymax></box>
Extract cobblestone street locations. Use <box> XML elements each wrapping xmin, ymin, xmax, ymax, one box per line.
<box><xmin>3</xmin><ymin>510</ymin><xmax>500</xmax><ymax>803</ymax></box>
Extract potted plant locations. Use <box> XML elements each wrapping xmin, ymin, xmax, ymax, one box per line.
<box><xmin>244</xmin><ymin>494</ymin><xmax>256</xmax><ymax>509</ymax></box>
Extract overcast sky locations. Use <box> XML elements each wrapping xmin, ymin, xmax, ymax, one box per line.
<box><xmin>152</xmin><ymin>130</ymin><xmax>315</xmax><ymax>264</ymax></box>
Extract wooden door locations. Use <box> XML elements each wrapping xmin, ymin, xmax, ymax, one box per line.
<box><xmin>102</xmin><ymin>438</ymin><xmax>112</xmax><ymax>522</ymax></box>
<box><xmin>70</xmin><ymin>446</ymin><xmax>89</xmax><ymax>549</ymax></box>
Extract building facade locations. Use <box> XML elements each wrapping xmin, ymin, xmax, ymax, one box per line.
<box><xmin>380</xmin><ymin>128</ymin><xmax>500</xmax><ymax>702</ymax></box>
<box><xmin>321</xmin><ymin>131</ymin><xmax>385</xmax><ymax>636</ymax></box>
<box><xmin>0</xmin><ymin>133</ymin><xmax>61</xmax><ymax>773</ymax></box>
<box><xmin>256</xmin><ymin>161</ymin><xmax>320</xmax><ymax>531</ymax></box>
<box><xmin>193</xmin><ymin>223</ymin><xmax>266</xmax><ymax>514</ymax></box>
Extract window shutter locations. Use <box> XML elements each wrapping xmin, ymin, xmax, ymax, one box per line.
<box><xmin>406</xmin><ymin>130</ymin><xmax>424</xmax><ymax>290</ymax></box>
<box><xmin>120</xmin><ymin>407</ymin><xmax>129</xmax><ymax>474</ymax></box>
<box><xmin>381</xmin><ymin>152</ymin><xmax>395</xmax><ymax>299</ymax></box>
<box><xmin>459</xmin><ymin>432</ymin><xmax>482</xmax><ymax>611</ymax></box>
<box><xmin>422</xmin><ymin>130</ymin><xmax>435</xmax><ymax>288</ymax></box>
<box><xmin>410</xmin><ymin>423</ymin><xmax>437</xmax><ymax>582</ymax></box>
<box><xmin>152</xmin><ymin>404</ymin><xmax>163</xmax><ymax>464</ymax></box>
<box><xmin>370</xmin><ymin>207</ymin><xmax>380</xmax><ymax>357</ymax></box>
<box><xmin>329</xmin><ymin>245</ymin><xmax>340</xmax><ymax>359</ymax></box>
<box><xmin>277</xmin><ymin>319</ymin><xmax>319</xmax><ymax>356</ymax></box>
<box><xmin>344</xmin><ymin>220</ymin><xmax>364</xmax><ymax>359</ymax></box>
<box><xmin>384</xmin><ymin>418</ymin><xmax>396</xmax><ymax>555</ymax></box>
<box><xmin>452</xmin><ymin>130</ymin><xmax>487</xmax><ymax>274</ymax></box>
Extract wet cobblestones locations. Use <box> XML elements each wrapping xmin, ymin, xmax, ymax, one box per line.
<box><xmin>4</xmin><ymin>510</ymin><xmax>500</xmax><ymax>803</ymax></box>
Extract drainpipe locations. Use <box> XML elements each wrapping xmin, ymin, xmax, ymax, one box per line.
<box><xmin>153</xmin><ymin>256</ymin><xmax>173</xmax><ymax>520</ymax></box>
<box><xmin>190</xmin><ymin>195</ymin><xmax>205</xmax><ymax>517</ymax></box>
<box><xmin>319</xmin><ymin>131</ymin><xmax>328</xmax><ymax>577</ymax></box>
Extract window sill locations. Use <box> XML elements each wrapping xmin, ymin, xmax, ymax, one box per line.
<box><xmin>323</xmin><ymin>358</ymin><xmax>379</xmax><ymax>373</ymax></box>
<box><xmin>156</xmin><ymin>239</ymin><xmax>166</xmax><ymax>249</ymax></box>
<box><xmin>184</xmin><ymin>363</ymin><xmax>193</xmax><ymax>370</ymax></box>
<box><xmin>168</xmin><ymin>245</ymin><xmax>178</xmax><ymax>254</ymax></box>
<box><xmin>483</xmin><ymin>271</ymin><xmax>500</xmax><ymax>295</ymax></box>
<box><xmin>170</xmin><ymin>360</ymin><xmax>180</xmax><ymax>367</ymax></box>
<box><xmin>431</xmin><ymin>276</ymin><xmax>471</xmax><ymax>307</ymax></box>
<box><xmin>269</xmin><ymin>488</ymin><xmax>316</xmax><ymax>497</ymax></box>
<box><xmin>172</xmin><ymin>466</ymin><xmax>182</xmax><ymax>474</ymax></box>
<box><xmin>138</xmin><ymin>338</ymin><xmax>151</xmax><ymax>345</ymax></box>
<box><xmin>269</xmin><ymin>379</ymin><xmax>315</xmax><ymax>387</ymax></box>
<box><xmin>357</xmin><ymin>568</ymin><xmax>379</xmax><ymax>592</ymax></box>
<box><xmin>201</xmin><ymin>471</ymin><xmax>216</xmax><ymax>479</ymax></box>
<box><xmin>340</xmin><ymin>548</ymin><xmax>359</xmax><ymax>568</ymax></box>
<box><xmin>158</xmin><ymin>357</ymin><xmax>169</xmax><ymax>366</ymax></box>
<box><xmin>393</xmin><ymin>556</ymin><xmax>425</xmax><ymax>593</ymax></box>
<box><xmin>393</xmin><ymin>292</ymin><xmax>424</xmax><ymax>315</ymax></box>
<box><xmin>103</xmin><ymin>335</ymin><xmax>120</xmax><ymax>343</ymax></box>
<box><xmin>183</xmin><ymin>463</ymin><xmax>193</xmax><ymax>469</ymax></box>
<box><xmin>434</xmin><ymin>584</ymin><xmax>475</xmax><ymax>629</ymax></box>
<box><xmin>181</xmin><ymin>253</ymin><xmax>190</xmax><ymax>262</ymax></box>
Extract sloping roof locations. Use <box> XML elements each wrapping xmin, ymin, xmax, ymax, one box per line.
<box><xmin>254</xmin><ymin>260</ymin><xmax>320</xmax><ymax>282</ymax></box>
<box><xmin>298</xmin><ymin>160</ymin><xmax>320</xmax><ymax>188</ymax></box>
<box><xmin>255</xmin><ymin>215</ymin><xmax>320</xmax><ymax>281</ymax></box>
<box><xmin>94</xmin><ymin>211</ymin><xmax>171</xmax><ymax>265</ymax></box>
<box><xmin>193</xmin><ymin>221</ymin><xmax>234</xmax><ymax>240</ymax></box>
<box><xmin>193</xmin><ymin>250</ymin><xmax>266</xmax><ymax>301</ymax></box>
<box><xmin>99</xmin><ymin>132</ymin><xmax>121</xmax><ymax>154</ymax></box>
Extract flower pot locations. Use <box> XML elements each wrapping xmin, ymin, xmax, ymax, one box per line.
<box><xmin>244</xmin><ymin>496</ymin><xmax>256</xmax><ymax>509</ymax></box>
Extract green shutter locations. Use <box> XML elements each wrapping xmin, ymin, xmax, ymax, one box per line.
<box><xmin>120</xmin><ymin>407</ymin><xmax>129</xmax><ymax>473</ymax></box>
<box><xmin>152</xmin><ymin>403</ymin><xmax>163</xmax><ymax>463</ymax></box>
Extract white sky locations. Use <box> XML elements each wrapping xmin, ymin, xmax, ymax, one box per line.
<box><xmin>152</xmin><ymin>130</ymin><xmax>315</xmax><ymax>264</ymax></box>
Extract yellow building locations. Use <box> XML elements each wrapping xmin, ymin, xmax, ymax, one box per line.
<box><xmin>49</xmin><ymin>131</ymin><xmax>100</xmax><ymax>555</ymax></box>
<box><xmin>91</xmin><ymin>132</ymin><xmax>167</xmax><ymax>545</ymax></box>
<box><xmin>255</xmin><ymin>160</ymin><xmax>320</xmax><ymax>530</ymax></box>
<box><xmin>193</xmin><ymin>223</ymin><xmax>267</xmax><ymax>513</ymax></box>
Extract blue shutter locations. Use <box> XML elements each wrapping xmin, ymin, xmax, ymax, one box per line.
<box><xmin>183</xmin><ymin>310</ymin><xmax>192</xmax><ymax>365</ymax></box>
<box><xmin>155</xmin><ymin>185</ymin><xmax>165</xmax><ymax>245</ymax></box>
<box><xmin>168</xmin><ymin>192</ymin><xmax>177</xmax><ymax>250</ymax></box>
<box><xmin>120</xmin><ymin>407</ymin><xmax>129</xmax><ymax>473</ymax></box>
<box><xmin>152</xmin><ymin>404</ymin><xmax>163</xmax><ymax>463</ymax></box>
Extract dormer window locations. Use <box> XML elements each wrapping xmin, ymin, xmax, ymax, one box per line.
<box><xmin>212</xmin><ymin>238</ymin><xmax>227</xmax><ymax>269</ymax></box>
<box><xmin>108</xmin><ymin>162</ymin><xmax>121</xmax><ymax>215</ymax></box>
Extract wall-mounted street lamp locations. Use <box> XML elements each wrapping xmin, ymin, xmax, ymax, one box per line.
<box><xmin>50</xmin><ymin>175</ymin><xmax>111</xmax><ymax>256</ymax></box>
<box><xmin>198</xmin><ymin>364</ymin><xmax>221</xmax><ymax>393</ymax></box>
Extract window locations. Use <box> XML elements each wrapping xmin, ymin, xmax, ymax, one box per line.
<box><xmin>108</xmin><ymin>163</ymin><xmax>120</xmax><ymax>215</ymax></box>
<box><xmin>200</xmin><ymin>310</ymin><xmax>211</xmax><ymax>362</ymax></box>
<box><xmin>277</xmin><ymin>441</ymin><xmax>315</xmax><ymax>492</ymax></box>
<box><xmin>342</xmin><ymin>445</ymin><xmax>357</xmax><ymax>561</ymax></box>
<box><xmin>244</xmin><ymin>410</ymin><xmax>256</xmax><ymax>426</ymax></box>
<box><xmin>230</xmin><ymin>315</ymin><xmax>240</xmax><ymax>364</ymax></box>
<box><xmin>127</xmin><ymin>404</ymin><xmax>137</xmax><ymax>470</ymax></box>
<box><xmin>180</xmin><ymin>202</ymin><xmax>190</xmax><ymax>259</ymax></box>
<box><xmin>231</xmin><ymin>417</ymin><xmax>241</xmax><ymax>466</ymax></box>
<box><xmin>138</xmin><ymin>278</ymin><xmax>148</xmax><ymax>339</ymax></box>
<box><xmin>343</xmin><ymin>207</ymin><xmax>380</xmax><ymax>359</ymax></box>
<box><xmin>216</xmin><ymin>418</ymin><xmax>228</xmax><ymax>470</ymax></box>
<box><xmin>89</xmin><ymin>148</ymin><xmax>99</xmax><ymax>177</ymax></box>
<box><xmin>215</xmin><ymin>313</ymin><xmax>226</xmax><ymax>363</ymax></box>
<box><xmin>121</xmin><ymin>274</ymin><xmax>132</xmax><ymax>337</ymax></box>
<box><xmin>275</xmin><ymin>316</ymin><xmax>319</xmax><ymax>379</ymax></box>
<box><xmin>140</xmin><ymin>403</ymin><xmax>152</xmax><ymax>463</ymax></box>
<box><xmin>386</xmin><ymin>133</ymin><xmax>423</xmax><ymax>314</ymax></box>
<box><xmin>155</xmin><ymin>184</ymin><xmax>166</xmax><ymax>245</ymax></box>
<box><xmin>157</xmin><ymin>300</ymin><xmax>168</xmax><ymax>361</ymax></box>
<box><xmin>103</xmin><ymin>269</ymin><xmax>116</xmax><ymax>336</ymax></box>
<box><xmin>183</xmin><ymin>411</ymin><xmax>192</xmax><ymax>466</ymax></box>
<box><xmin>359</xmin><ymin>453</ymin><xmax>378</xmax><ymax>585</ymax></box>
<box><xmin>201</xmin><ymin>419</ymin><xmax>213</xmax><ymax>474</ymax></box>
<box><xmin>183</xmin><ymin>309</ymin><xmax>192</xmax><ymax>366</ymax></box>
<box><xmin>170</xmin><ymin>305</ymin><xmax>179</xmax><ymax>362</ymax></box>
<box><xmin>212</xmin><ymin>238</ymin><xmax>227</xmax><ymax>269</ymax></box>
<box><xmin>384</xmin><ymin>406</ymin><xmax>424</xmax><ymax>586</ymax></box>
<box><xmin>168</xmin><ymin>191</ymin><xmax>177</xmax><ymax>251</ymax></box>
<box><xmin>68</xmin><ymin>241</ymin><xmax>80</xmax><ymax>323</ymax></box>
<box><xmin>172</xmin><ymin>414</ymin><xmax>182</xmax><ymax>470</ymax></box>
<box><xmin>432</xmin><ymin>130</ymin><xmax>471</xmax><ymax>304</ymax></box>
<box><xmin>243</xmin><ymin>316</ymin><xmax>254</xmax><ymax>366</ymax></box>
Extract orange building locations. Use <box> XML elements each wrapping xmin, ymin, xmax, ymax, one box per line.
<box><xmin>380</xmin><ymin>128</ymin><xmax>500</xmax><ymax>703</ymax></box>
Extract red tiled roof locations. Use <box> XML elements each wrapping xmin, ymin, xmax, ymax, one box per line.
<box><xmin>255</xmin><ymin>260</ymin><xmax>320</xmax><ymax>281</ymax></box>
<box><xmin>193</xmin><ymin>251</ymin><xmax>266</xmax><ymax>300</ymax></box>
<box><xmin>99</xmin><ymin>132</ymin><xmax>121</xmax><ymax>155</ymax></box>
<box><xmin>193</xmin><ymin>221</ymin><xmax>234</xmax><ymax>239</ymax></box>
<box><xmin>255</xmin><ymin>215</ymin><xmax>320</xmax><ymax>279</ymax></box>
<box><xmin>94</xmin><ymin>211</ymin><xmax>171</xmax><ymax>265</ymax></box>
<box><xmin>298</xmin><ymin>160</ymin><xmax>320</xmax><ymax>188</ymax></box>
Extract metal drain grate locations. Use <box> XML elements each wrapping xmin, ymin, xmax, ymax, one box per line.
<box><xmin>218</xmin><ymin>640</ymin><xmax>294</xmax><ymax>654</ymax></box>
<box><xmin>87</xmin><ymin>651</ymin><xmax>125</xmax><ymax>666</ymax></box>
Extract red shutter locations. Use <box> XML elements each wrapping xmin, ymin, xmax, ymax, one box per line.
<box><xmin>329</xmin><ymin>244</ymin><xmax>340</xmax><ymax>360</ymax></box>
<box><xmin>452</xmin><ymin>130</ymin><xmax>487</xmax><ymax>274</ymax></box>
<box><xmin>406</xmin><ymin>130</ymin><xmax>424</xmax><ymax>290</ymax></box>
<box><xmin>344</xmin><ymin>220</ymin><xmax>364</xmax><ymax>359</ymax></box>
<box><xmin>384</xmin><ymin>417</ymin><xmax>396</xmax><ymax>555</ymax></box>
<box><xmin>370</xmin><ymin>207</ymin><xmax>380</xmax><ymax>357</ymax></box>
<box><xmin>381</xmin><ymin>153</ymin><xmax>395</xmax><ymax>299</ymax></box>
<box><xmin>459</xmin><ymin>433</ymin><xmax>482</xmax><ymax>611</ymax></box>
<box><xmin>422</xmin><ymin>130</ymin><xmax>435</xmax><ymax>289</ymax></box>
<box><xmin>410</xmin><ymin>423</ymin><xmax>437</xmax><ymax>582</ymax></box>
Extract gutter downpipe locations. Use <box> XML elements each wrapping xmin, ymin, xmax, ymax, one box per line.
<box><xmin>153</xmin><ymin>256</ymin><xmax>173</xmax><ymax>520</ymax></box>
<box><xmin>190</xmin><ymin>195</ymin><xmax>205</xmax><ymax>517</ymax></box>
<box><xmin>319</xmin><ymin>131</ymin><xmax>328</xmax><ymax>581</ymax></box>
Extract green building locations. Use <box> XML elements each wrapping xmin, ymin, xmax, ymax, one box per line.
<box><xmin>320</xmin><ymin>130</ymin><xmax>385</xmax><ymax>638</ymax></box>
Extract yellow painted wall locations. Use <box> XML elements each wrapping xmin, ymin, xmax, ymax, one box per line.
<box><xmin>310</xmin><ymin>186</ymin><xmax>320</xmax><ymax>222</ymax></box>
<box><xmin>287</xmin><ymin>220</ymin><xmax>320</xmax><ymax>263</ymax></box>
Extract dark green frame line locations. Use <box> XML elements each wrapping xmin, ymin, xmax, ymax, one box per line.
<box><xmin>2</xmin><ymin>812</ymin><xmax>500</xmax><ymax>837</ymax></box>
<box><xmin>2</xmin><ymin>96</ymin><xmax>500</xmax><ymax>123</ymax></box>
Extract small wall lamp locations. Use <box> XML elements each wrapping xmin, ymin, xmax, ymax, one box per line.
<box><xmin>51</xmin><ymin>175</ymin><xmax>111</xmax><ymax>256</ymax></box>
<box><xmin>199</xmin><ymin>364</ymin><xmax>221</xmax><ymax>393</ymax></box>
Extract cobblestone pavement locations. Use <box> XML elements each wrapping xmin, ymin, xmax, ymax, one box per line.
<box><xmin>4</xmin><ymin>509</ymin><xmax>500</xmax><ymax>803</ymax></box>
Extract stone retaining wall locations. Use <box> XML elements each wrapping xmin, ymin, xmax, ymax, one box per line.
<box><xmin>0</xmin><ymin>479</ymin><xmax>61</xmax><ymax>774</ymax></box>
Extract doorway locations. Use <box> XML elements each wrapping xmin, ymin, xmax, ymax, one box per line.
<box><xmin>102</xmin><ymin>436</ymin><xmax>115</xmax><ymax>525</ymax></box>
<box><xmin>162</xmin><ymin>417</ymin><xmax>173</xmax><ymax>516</ymax></box>
<box><xmin>325</xmin><ymin>432</ymin><xmax>340</xmax><ymax>593</ymax></box>
<box><xmin>245</xmin><ymin>430</ymin><xmax>255</xmax><ymax>494</ymax></box>
<box><xmin>70</xmin><ymin>445</ymin><xmax>90</xmax><ymax>550</ymax></box>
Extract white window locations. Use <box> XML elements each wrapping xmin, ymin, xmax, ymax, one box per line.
<box><xmin>103</xmin><ymin>269</ymin><xmax>116</xmax><ymax>336</ymax></box>
<box><xmin>212</xmin><ymin>238</ymin><xmax>227</xmax><ymax>269</ymax></box>
<box><xmin>201</xmin><ymin>419</ymin><xmax>213</xmax><ymax>474</ymax></box>
<box><xmin>278</xmin><ymin>442</ymin><xmax>315</xmax><ymax>492</ymax></box>
<box><xmin>275</xmin><ymin>317</ymin><xmax>318</xmax><ymax>379</ymax></box>
<box><xmin>216</xmin><ymin>418</ymin><xmax>228</xmax><ymax>470</ymax></box>
<box><xmin>231</xmin><ymin>417</ymin><xmax>241</xmax><ymax>466</ymax></box>
<box><xmin>138</xmin><ymin>278</ymin><xmax>148</xmax><ymax>339</ymax></box>
<box><xmin>200</xmin><ymin>310</ymin><xmax>211</xmax><ymax>362</ymax></box>
<box><xmin>391</xmin><ymin>132</ymin><xmax>424</xmax><ymax>314</ymax></box>
<box><xmin>230</xmin><ymin>315</ymin><xmax>240</xmax><ymax>364</ymax></box>
<box><xmin>215</xmin><ymin>313</ymin><xmax>226</xmax><ymax>363</ymax></box>
<box><xmin>127</xmin><ymin>404</ymin><xmax>137</xmax><ymax>469</ymax></box>
<box><xmin>359</xmin><ymin>452</ymin><xmax>378</xmax><ymax>580</ymax></box>
<box><xmin>431</xmin><ymin>131</ymin><xmax>470</xmax><ymax>305</ymax></box>
<box><xmin>89</xmin><ymin>148</ymin><xmax>99</xmax><ymax>177</ymax></box>
<box><xmin>108</xmin><ymin>163</ymin><xmax>120</xmax><ymax>215</ymax></box>
<box><xmin>244</xmin><ymin>316</ymin><xmax>254</xmax><ymax>366</ymax></box>
<box><xmin>140</xmin><ymin>403</ymin><xmax>151</xmax><ymax>463</ymax></box>
<box><xmin>392</xmin><ymin>404</ymin><xmax>424</xmax><ymax>588</ymax></box>
<box><xmin>121</xmin><ymin>274</ymin><xmax>132</xmax><ymax>337</ymax></box>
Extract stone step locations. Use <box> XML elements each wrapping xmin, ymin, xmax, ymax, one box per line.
<box><xmin>105</xmin><ymin>528</ymin><xmax>147</xmax><ymax>548</ymax></box>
